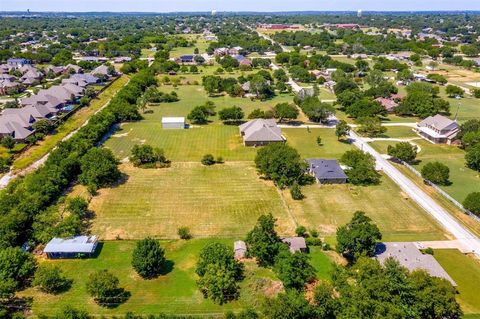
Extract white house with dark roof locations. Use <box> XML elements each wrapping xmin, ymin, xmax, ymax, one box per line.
<box><xmin>239</xmin><ymin>119</ymin><xmax>286</xmax><ymax>146</ymax></box>
<box><xmin>416</xmin><ymin>114</ymin><xmax>459</xmax><ymax>144</ymax></box>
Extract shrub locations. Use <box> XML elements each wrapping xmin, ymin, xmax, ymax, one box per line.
<box><xmin>201</xmin><ymin>154</ymin><xmax>216</xmax><ymax>166</ymax></box>
<box><xmin>310</xmin><ymin>229</ymin><xmax>319</xmax><ymax>238</ymax></box>
<box><xmin>295</xmin><ymin>225</ymin><xmax>308</xmax><ymax>237</ymax></box>
<box><xmin>306</xmin><ymin>237</ymin><xmax>322</xmax><ymax>246</ymax></box>
<box><xmin>131</xmin><ymin>238</ymin><xmax>166</xmax><ymax>279</ymax></box>
<box><xmin>290</xmin><ymin>182</ymin><xmax>304</xmax><ymax>200</ymax></box>
<box><xmin>423</xmin><ymin>247</ymin><xmax>434</xmax><ymax>255</ymax></box>
<box><xmin>33</xmin><ymin>265</ymin><xmax>72</xmax><ymax>294</ymax></box>
<box><xmin>177</xmin><ymin>227</ymin><xmax>192</xmax><ymax>240</ymax></box>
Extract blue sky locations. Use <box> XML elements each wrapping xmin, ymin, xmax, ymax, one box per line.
<box><xmin>2</xmin><ymin>0</ymin><xmax>480</xmax><ymax>12</ymax></box>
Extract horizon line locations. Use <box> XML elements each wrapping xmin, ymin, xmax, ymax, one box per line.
<box><xmin>2</xmin><ymin>10</ymin><xmax>480</xmax><ymax>14</ymax></box>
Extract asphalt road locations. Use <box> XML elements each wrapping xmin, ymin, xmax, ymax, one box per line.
<box><xmin>349</xmin><ymin>130</ymin><xmax>480</xmax><ymax>257</ymax></box>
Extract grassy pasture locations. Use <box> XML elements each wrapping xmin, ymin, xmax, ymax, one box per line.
<box><xmin>20</xmin><ymin>239</ymin><xmax>274</xmax><ymax>316</ymax></box>
<box><xmin>89</xmin><ymin>162</ymin><xmax>296</xmax><ymax>240</ymax></box>
<box><xmin>433</xmin><ymin>249</ymin><xmax>480</xmax><ymax>315</ymax></box>
<box><xmin>21</xmin><ymin>239</ymin><xmax>336</xmax><ymax>317</ymax></box>
<box><xmin>283</xmin><ymin>174</ymin><xmax>448</xmax><ymax>243</ymax></box>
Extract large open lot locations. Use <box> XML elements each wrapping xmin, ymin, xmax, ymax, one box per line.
<box><xmin>89</xmin><ymin>162</ymin><xmax>295</xmax><ymax>239</ymax></box>
<box><xmin>283</xmin><ymin>174</ymin><xmax>448</xmax><ymax>243</ymax></box>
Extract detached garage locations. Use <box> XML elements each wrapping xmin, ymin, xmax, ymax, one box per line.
<box><xmin>162</xmin><ymin>117</ymin><xmax>185</xmax><ymax>129</ymax></box>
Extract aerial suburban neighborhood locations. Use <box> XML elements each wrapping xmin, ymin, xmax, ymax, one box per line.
<box><xmin>1</xmin><ymin>1</ymin><xmax>480</xmax><ymax>318</ymax></box>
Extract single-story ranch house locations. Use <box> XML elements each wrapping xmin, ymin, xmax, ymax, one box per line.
<box><xmin>375</xmin><ymin>242</ymin><xmax>457</xmax><ymax>286</ymax></box>
<box><xmin>239</xmin><ymin>119</ymin><xmax>286</xmax><ymax>146</ymax></box>
<box><xmin>162</xmin><ymin>117</ymin><xmax>185</xmax><ymax>129</ymax></box>
<box><xmin>307</xmin><ymin>159</ymin><xmax>347</xmax><ymax>184</ymax></box>
<box><xmin>416</xmin><ymin>114</ymin><xmax>459</xmax><ymax>144</ymax></box>
<box><xmin>44</xmin><ymin>235</ymin><xmax>98</xmax><ymax>259</ymax></box>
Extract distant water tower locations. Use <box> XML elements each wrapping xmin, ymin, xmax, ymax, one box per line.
<box><xmin>357</xmin><ymin>9</ymin><xmax>363</xmax><ymax>18</ymax></box>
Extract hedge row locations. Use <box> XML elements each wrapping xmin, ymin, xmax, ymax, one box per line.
<box><xmin>0</xmin><ymin>68</ymin><xmax>157</xmax><ymax>248</ymax></box>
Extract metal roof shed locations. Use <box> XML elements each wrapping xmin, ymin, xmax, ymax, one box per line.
<box><xmin>162</xmin><ymin>117</ymin><xmax>185</xmax><ymax>129</ymax></box>
<box><xmin>44</xmin><ymin>235</ymin><xmax>98</xmax><ymax>259</ymax></box>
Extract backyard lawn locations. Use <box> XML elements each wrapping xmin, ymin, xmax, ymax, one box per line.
<box><xmin>433</xmin><ymin>249</ymin><xmax>480</xmax><ymax>315</ymax></box>
<box><xmin>89</xmin><ymin>162</ymin><xmax>296</xmax><ymax>240</ymax></box>
<box><xmin>20</xmin><ymin>239</ymin><xmax>281</xmax><ymax>317</ymax></box>
<box><xmin>283</xmin><ymin>128</ymin><xmax>354</xmax><ymax>159</ymax></box>
<box><xmin>12</xmin><ymin>75</ymin><xmax>129</xmax><ymax>170</ymax></box>
<box><xmin>283</xmin><ymin>173</ymin><xmax>448</xmax><ymax>243</ymax></box>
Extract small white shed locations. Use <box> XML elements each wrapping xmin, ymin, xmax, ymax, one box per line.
<box><xmin>162</xmin><ymin>117</ymin><xmax>185</xmax><ymax>129</ymax></box>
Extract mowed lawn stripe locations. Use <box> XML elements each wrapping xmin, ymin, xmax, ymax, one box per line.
<box><xmin>89</xmin><ymin>162</ymin><xmax>296</xmax><ymax>239</ymax></box>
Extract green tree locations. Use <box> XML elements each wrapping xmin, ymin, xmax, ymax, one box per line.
<box><xmin>335</xmin><ymin>120</ymin><xmax>350</xmax><ymax>140</ymax></box>
<box><xmin>1</xmin><ymin>136</ymin><xmax>15</xmax><ymax>150</ymax></box>
<box><xmin>274</xmin><ymin>250</ymin><xmax>316</xmax><ymax>290</ymax></box>
<box><xmin>262</xmin><ymin>291</ymin><xmax>314</xmax><ymax>319</ymax></box>
<box><xmin>273</xmin><ymin>103</ymin><xmax>299</xmax><ymax>122</ymax></box>
<box><xmin>290</xmin><ymin>182</ymin><xmax>304</xmax><ymax>200</ymax></box>
<box><xmin>0</xmin><ymin>247</ymin><xmax>37</xmax><ymax>290</ymax></box>
<box><xmin>421</xmin><ymin>162</ymin><xmax>450</xmax><ymax>185</ymax></box>
<box><xmin>445</xmin><ymin>85</ymin><xmax>464</xmax><ymax>98</ymax></box>
<box><xmin>33</xmin><ymin>265</ymin><xmax>72</xmax><ymax>294</ymax></box>
<box><xmin>336</xmin><ymin>211</ymin><xmax>382</xmax><ymax>262</ymax></box>
<box><xmin>218</xmin><ymin>106</ymin><xmax>244</xmax><ymax>123</ymax></box>
<box><xmin>67</xmin><ymin>196</ymin><xmax>89</xmax><ymax>218</ymax></box>
<box><xmin>196</xmin><ymin>242</ymin><xmax>243</xmax><ymax>304</ymax></box>
<box><xmin>245</xmin><ymin>214</ymin><xmax>281</xmax><ymax>267</ymax></box>
<box><xmin>187</xmin><ymin>105</ymin><xmax>210</xmax><ymax>124</ymax></box>
<box><xmin>340</xmin><ymin>149</ymin><xmax>380</xmax><ymax>185</ymax></box>
<box><xmin>356</xmin><ymin>117</ymin><xmax>387</xmax><ymax>137</ymax></box>
<box><xmin>131</xmin><ymin>238</ymin><xmax>166</xmax><ymax>279</ymax></box>
<box><xmin>473</xmin><ymin>89</ymin><xmax>480</xmax><ymax>99</ymax></box>
<box><xmin>79</xmin><ymin>148</ymin><xmax>121</xmax><ymax>192</ymax></box>
<box><xmin>53</xmin><ymin>306</ymin><xmax>91</xmax><ymax>319</ymax></box>
<box><xmin>32</xmin><ymin>119</ymin><xmax>54</xmax><ymax>134</ymax></box>
<box><xmin>466</xmin><ymin>144</ymin><xmax>480</xmax><ymax>171</ymax></box>
<box><xmin>86</xmin><ymin>270</ymin><xmax>129</xmax><ymax>307</ymax></box>
<box><xmin>130</xmin><ymin>144</ymin><xmax>168</xmax><ymax>167</ymax></box>
<box><xmin>387</xmin><ymin>142</ymin><xmax>418</xmax><ymax>163</ymax></box>
<box><xmin>255</xmin><ymin>143</ymin><xmax>305</xmax><ymax>188</ymax></box>
<box><xmin>463</xmin><ymin>192</ymin><xmax>480</xmax><ymax>216</ymax></box>
<box><xmin>313</xmin><ymin>282</ymin><xmax>337</xmax><ymax>319</ymax></box>
<box><xmin>197</xmin><ymin>263</ymin><xmax>240</xmax><ymax>304</ymax></box>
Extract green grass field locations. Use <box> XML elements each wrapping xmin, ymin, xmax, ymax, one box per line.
<box><xmin>21</xmin><ymin>239</ymin><xmax>337</xmax><ymax>317</ymax></box>
<box><xmin>89</xmin><ymin>162</ymin><xmax>296</xmax><ymax>240</ymax></box>
<box><xmin>433</xmin><ymin>249</ymin><xmax>480</xmax><ymax>315</ymax></box>
<box><xmin>106</xmin><ymin>124</ymin><xmax>256</xmax><ymax>162</ymax></box>
<box><xmin>283</xmin><ymin>174</ymin><xmax>448</xmax><ymax>242</ymax></box>
<box><xmin>20</xmin><ymin>240</ymin><xmax>271</xmax><ymax>317</ymax></box>
<box><xmin>369</xmin><ymin>139</ymin><xmax>480</xmax><ymax>203</ymax></box>
<box><xmin>283</xmin><ymin>128</ymin><xmax>354</xmax><ymax>159</ymax></box>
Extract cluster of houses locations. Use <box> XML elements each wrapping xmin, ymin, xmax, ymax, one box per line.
<box><xmin>214</xmin><ymin>46</ymin><xmax>243</xmax><ymax>57</ymax></box>
<box><xmin>0</xmin><ymin>66</ymin><xmax>110</xmax><ymax>142</ymax></box>
<box><xmin>257</xmin><ymin>24</ymin><xmax>300</xmax><ymax>30</ymax></box>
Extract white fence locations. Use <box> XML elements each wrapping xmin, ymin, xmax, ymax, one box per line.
<box><xmin>400</xmin><ymin>160</ymin><xmax>480</xmax><ymax>223</ymax></box>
